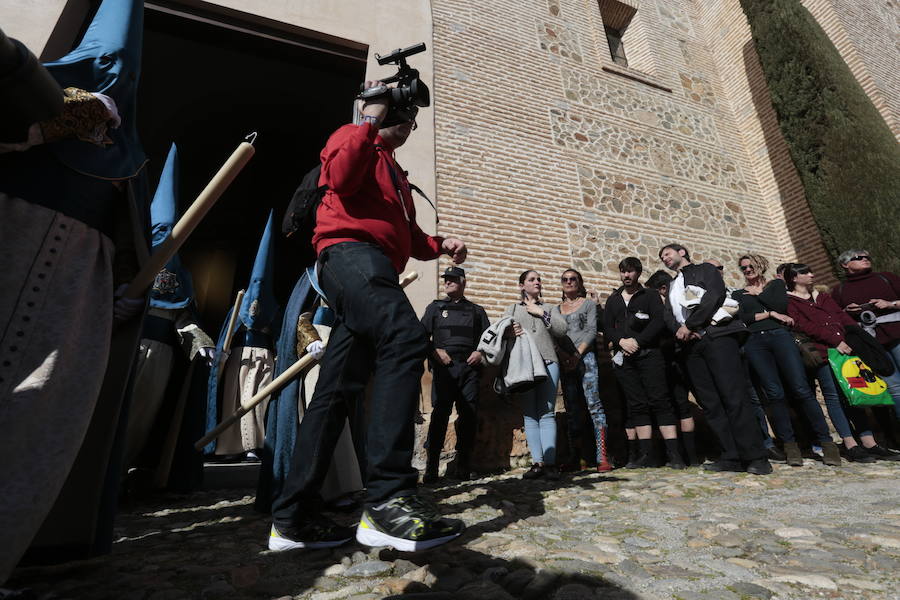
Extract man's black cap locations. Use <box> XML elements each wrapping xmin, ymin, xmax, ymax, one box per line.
<box><xmin>441</xmin><ymin>266</ymin><xmax>465</xmax><ymax>279</ymax></box>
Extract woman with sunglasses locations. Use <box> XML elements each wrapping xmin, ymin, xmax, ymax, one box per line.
<box><xmin>552</xmin><ymin>269</ymin><xmax>612</xmax><ymax>472</ymax></box>
<box><xmin>734</xmin><ymin>254</ymin><xmax>841</xmax><ymax>466</ymax></box>
<box><xmin>504</xmin><ymin>270</ymin><xmax>568</xmax><ymax>479</ymax></box>
<box><xmin>785</xmin><ymin>264</ymin><xmax>896</xmax><ymax>462</ymax></box>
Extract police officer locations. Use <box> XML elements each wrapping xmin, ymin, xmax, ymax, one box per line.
<box><xmin>421</xmin><ymin>266</ymin><xmax>490</xmax><ymax>482</ymax></box>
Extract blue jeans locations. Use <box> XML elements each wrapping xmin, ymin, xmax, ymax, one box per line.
<box><xmin>813</xmin><ymin>362</ymin><xmax>873</xmax><ymax>439</ymax></box>
<box><xmin>521</xmin><ymin>362</ymin><xmax>560</xmax><ymax>465</ymax></box>
<box><xmin>743</xmin><ymin>328</ymin><xmax>832</xmax><ymax>445</ymax></box>
<box><xmin>560</xmin><ymin>351</ymin><xmax>607</xmax><ymax>462</ymax></box>
<box><xmin>882</xmin><ymin>342</ymin><xmax>900</xmax><ymax>419</ymax></box>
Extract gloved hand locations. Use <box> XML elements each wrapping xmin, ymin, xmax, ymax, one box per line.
<box><xmin>113</xmin><ymin>283</ymin><xmax>144</xmax><ymax>322</ymax></box>
<box><xmin>305</xmin><ymin>340</ymin><xmax>325</xmax><ymax>360</ymax></box>
<box><xmin>198</xmin><ymin>346</ymin><xmax>216</xmax><ymax>367</ymax></box>
<box><xmin>92</xmin><ymin>92</ymin><xmax>121</xmax><ymax>128</ymax></box>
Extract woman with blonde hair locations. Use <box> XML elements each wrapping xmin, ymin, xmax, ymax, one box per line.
<box><xmin>733</xmin><ymin>254</ymin><xmax>840</xmax><ymax>466</ymax></box>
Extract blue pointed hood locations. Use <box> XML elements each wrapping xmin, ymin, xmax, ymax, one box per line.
<box><xmin>149</xmin><ymin>143</ymin><xmax>193</xmax><ymax>309</ymax></box>
<box><xmin>240</xmin><ymin>211</ymin><xmax>279</xmax><ymax>329</ymax></box>
<box><xmin>43</xmin><ymin>0</ymin><xmax>146</xmax><ymax>179</ymax></box>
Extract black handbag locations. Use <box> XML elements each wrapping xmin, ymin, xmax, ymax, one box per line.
<box><xmin>793</xmin><ymin>332</ymin><xmax>825</xmax><ymax>370</ymax></box>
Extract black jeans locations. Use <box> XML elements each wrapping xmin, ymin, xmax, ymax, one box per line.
<box><xmin>683</xmin><ymin>334</ymin><xmax>765</xmax><ymax>462</ymax></box>
<box><xmin>427</xmin><ymin>359</ymin><xmax>480</xmax><ymax>467</ymax></box>
<box><xmin>272</xmin><ymin>243</ymin><xmax>426</xmax><ymax>526</ymax></box>
<box><xmin>614</xmin><ymin>348</ymin><xmax>675</xmax><ymax>427</ymax></box>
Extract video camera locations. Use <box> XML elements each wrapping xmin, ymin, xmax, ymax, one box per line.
<box><xmin>357</xmin><ymin>43</ymin><xmax>430</xmax><ymax>128</ymax></box>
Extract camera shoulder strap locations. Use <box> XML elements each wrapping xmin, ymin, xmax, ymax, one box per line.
<box><xmin>375</xmin><ymin>144</ymin><xmax>410</xmax><ymax>223</ymax></box>
<box><xmin>375</xmin><ymin>144</ymin><xmax>439</xmax><ymax>223</ymax></box>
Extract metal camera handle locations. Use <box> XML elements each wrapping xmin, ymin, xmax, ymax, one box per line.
<box><xmin>357</xmin><ymin>84</ymin><xmax>390</xmax><ymax>100</ymax></box>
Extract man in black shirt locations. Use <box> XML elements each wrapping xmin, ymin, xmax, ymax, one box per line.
<box><xmin>604</xmin><ymin>258</ymin><xmax>685</xmax><ymax>469</ymax></box>
<box><xmin>659</xmin><ymin>243</ymin><xmax>771</xmax><ymax>475</ymax></box>
<box><xmin>421</xmin><ymin>266</ymin><xmax>490</xmax><ymax>482</ymax></box>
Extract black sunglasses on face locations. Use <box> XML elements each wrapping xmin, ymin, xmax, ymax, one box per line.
<box><xmin>849</xmin><ymin>255</ymin><xmax>871</xmax><ymax>262</ymax></box>
<box><xmin>739</xmin><ymin>265</ymin><xmax>754</xmax><ymax>272</ymax></box>
<box><xmin>561</xmin><ymin>277</ymin><xmax>579</xmax><ymax>283</ymax></box>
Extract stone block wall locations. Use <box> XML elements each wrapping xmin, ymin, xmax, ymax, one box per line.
<box><xmin>424</xmin><ymin>0</ymin><xmax>896</xmax><ymax>470</ymax></box>
<box><xmin>431</xmin><ymin>0</ymin><xmax>791</xmax><ymax>313</ymax></box>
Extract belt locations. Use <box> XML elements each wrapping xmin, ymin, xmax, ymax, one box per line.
<box><xmin>142</xmin><ymin>314</ymin><xmax>178</xmax><ymax>346</ymax></box>
<box><xmin>0</xmin><ymin>147</ymin><xmax>118</xmax><ymax>237</ymax></box>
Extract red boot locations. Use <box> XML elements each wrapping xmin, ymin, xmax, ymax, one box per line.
<box><xmin>597</xmin><ymin>427</ymin><xmax>613</xmax><ymax>473</ymax></box>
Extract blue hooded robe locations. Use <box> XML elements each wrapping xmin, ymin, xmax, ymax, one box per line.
<box><xmin>26</xmin><ymin>0</ymin><xmax>151</xmax><ymax>561</ymax></box>
<box><xmin>205</xmin><ymin>211</ymin><xmax>280</xmax><ymax>455</ymax></box>
<box><xmin>254</xmin><ymin>268</ymin><xmax>323</xmax><ymax>513</ymax></box>
<box><xmin>147</xmin><ymin>143</ymin><xmax>194</xmax><ymax>312</ymax></box>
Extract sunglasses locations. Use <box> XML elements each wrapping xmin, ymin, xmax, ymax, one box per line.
<box><xmin>715</xmin><ymin>265</ymin><xmax>724</xmax><ymax>271</ymax></box>
<box><xmin>561</xmin><ymin>276</ymin><xmax>579</xmax><ymax>283</ymax></box>
<box><xmin>739</xmin><ymin>265</ymin><xmax>754</xmax><ymax>272</ymax></box>
<box><xmin>794</xmin><ymin>268</ymin><xmax>811</xmax><ymax>275</ymax></box>
<box><xmin>849</xmin><ymin>255</ymin><xmax>870</xmax><ymax>262</ymax></box>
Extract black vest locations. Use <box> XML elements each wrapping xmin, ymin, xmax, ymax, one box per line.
<box><xmin>430</xmin><ymin>299</ymin><xmax>479</xmax><ymax>355</ymax></box>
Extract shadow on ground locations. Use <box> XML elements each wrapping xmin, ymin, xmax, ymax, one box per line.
<box><xmin>8</xmin><ymin>470</ymin><xmax>640</xmax><ymax>599</ymax></box>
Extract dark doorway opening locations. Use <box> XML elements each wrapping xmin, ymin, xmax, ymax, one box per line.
<box><xmin>139</xmin><ymin>5</ymin><xmax>366</xmax><ymax>327</ymax></box>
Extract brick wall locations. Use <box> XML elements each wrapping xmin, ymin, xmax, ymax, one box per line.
<box><xmin>803</xmin><ymin>0</ymin><xmax>900</xmax><ymax>139</ymax></box>
<box><xmin>432</xmin><ymin>0</ymin><xmax>802</xmax><ymax>316</ymax></box>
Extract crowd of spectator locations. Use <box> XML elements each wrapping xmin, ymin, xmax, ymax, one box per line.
<box><xmin>439</xmin><ymin>245</ymin><xmax>900</xmax><ymax>480</ymax></box>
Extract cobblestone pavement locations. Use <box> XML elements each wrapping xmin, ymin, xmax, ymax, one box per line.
<box><xmin>9</xmin><ymin>459</ymin><xmax>900</xmax><ymax>600</ymax></box>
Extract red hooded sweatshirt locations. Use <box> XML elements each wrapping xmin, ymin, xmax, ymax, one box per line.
<box><xmin>312</xmin><ymin>122</ymin><xmax>443</xmax><ymax>273</ymax></box>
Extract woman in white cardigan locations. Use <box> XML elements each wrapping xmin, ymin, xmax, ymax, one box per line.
<box><xmin>503</xmin><ymin>270</ymin><xmax>567</xmax><ymax>479</ymax></box>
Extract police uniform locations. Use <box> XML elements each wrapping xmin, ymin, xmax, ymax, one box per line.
<box><xmin>421</xmin><ymin>267</ymin><xmax>490</xmax><ymax>478</ymax></box>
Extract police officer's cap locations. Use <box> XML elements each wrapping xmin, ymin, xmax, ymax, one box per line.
<box><xmin>441</xmin><ymin>266</ymin><xmax>465</xmax><ymax>279</ymax></box>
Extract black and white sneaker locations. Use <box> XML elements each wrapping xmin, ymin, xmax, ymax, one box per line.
<box><xmin>356</xmin><ymin>495</ymin><xmax>464</xmax><ymax>552</ymax></box>
<box><xmin>268</xmin><ymin>518</ymin><xmax>355</xmax><ymax>551</ymax></box>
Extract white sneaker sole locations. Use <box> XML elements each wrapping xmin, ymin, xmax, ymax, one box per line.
<box><xmin>355</xmin><ymin>521</ymin><xmax>462</xmax><ymax>552</ymax></box>
<box><xmin>268</xmin><ymin>529</ymin><xmax>351</xmax><ymax>551</ymax></box>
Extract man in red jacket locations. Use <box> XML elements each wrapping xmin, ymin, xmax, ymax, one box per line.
<box><xmin>831</xmin><ymin>250</ymin><xmax>900</xmax><ymax>421</ymax></box>
<box><xmin>270</xmin><ymin>80</ymin><xmax>468</xmax><ymax>552</ymax></box>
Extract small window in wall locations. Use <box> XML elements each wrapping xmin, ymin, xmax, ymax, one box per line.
<box><xmin>604</xmin><ymin>25</ymin><xmax>628</xmax><ymax>67</ymax></box>
<box><xmin>598</xmin><ymin>0</ymin><xmax>638</xmax><ymax>68</ymax></box>
<box><xmin>598</xmin><ymin>0</ymin><xmax>658</xmax><ymax>79</ymax></box>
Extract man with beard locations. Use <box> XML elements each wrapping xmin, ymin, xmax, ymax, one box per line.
<box><xmin>658</xmin><ymin>243</ymin><xmax>771</xmax><ymax>475</ymax></box>
<box><xmin>604</xmin><ymin>258</ymin><xmax>684</xmax><ymax>469</ymax></box>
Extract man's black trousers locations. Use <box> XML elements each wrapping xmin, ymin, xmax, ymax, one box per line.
<box><xmin>613</xmin><ymin>348</ymin><xmax>675</xmax><ymax>428</ymax></box>
<box><xmin>427</xmin><ymin>360</ymin><xmax>479</xmax><ymax>468</ymax></box>
<box><xmin>272</xmin><ymin>242</ymin><xmax>425</xmax><ymax>526</ymax></box>
<box><xmin>682</xmin><ymin>334</ymin><xmax>765</xmax><ymax>462</ymax></box>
